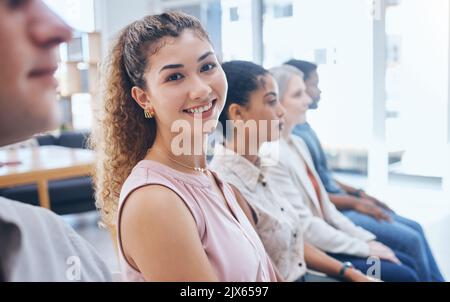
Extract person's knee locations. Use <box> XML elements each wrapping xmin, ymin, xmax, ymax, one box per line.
<box><xmin>387</xmin><ymin>229</ymin><xmax>422</xmax><ymax>255</ymax></box>
<box><xmin>407</xmin><ymin>220</ymin><xmax>424</xmax><ymax>235</ymax></box>
<box><xmin>378</xmin><ymin>259</ymin><xmax>420</xmax><ymax>282</ymax></box>
<box><xmin>396</xmin><ymin>215</ymin><xmax>425</xmax><ymax>234</ymax></box>
<box><xmin>400</xmin><ymin>223</ymin><xmax>429</xmax><ymax>255</ymax></box>
<box><xmin>401</xmin><ymin>266</ymin><xmax>420</xmax><ymax>282</ymax></box>
<box><xmin>390</xmin><ymin>265</ymin><xmax>420</xmax><ymax>282</ymax></box>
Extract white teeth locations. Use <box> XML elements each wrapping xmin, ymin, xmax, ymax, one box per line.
<box><xmin>186</xmin><ymin>102</ymin><xmax>213</xmax><ymax>114</ymax></box>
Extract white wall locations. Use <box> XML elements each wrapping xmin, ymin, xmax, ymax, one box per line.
<box><xmin>221</xmin><ymin>0</ymin><xmax>255</xmax><ymax>61</ymax></box>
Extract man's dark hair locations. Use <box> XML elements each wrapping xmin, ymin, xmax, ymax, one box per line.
<box><xmin>284</xmin><ymin>59</ymin><xmax>317</xmax><ymax>81</ymax></box>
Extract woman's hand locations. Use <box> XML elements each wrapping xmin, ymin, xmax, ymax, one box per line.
<box><xmin>345</xmin><ymin>268</ymin><xmax>381</xmax><ymax>282</ymax></box>
<box><xmin>368</xmin><ymin>241</ymin><xmax>401</xmax><ymax>264</ymax></box>
<box><xmin>360</xmin><ymin>191</ymin><xmax>396</xmax><ymax>214</ymax></box>
<box><xmin>354</xmin><ymin>200</ymin><xmax>392</xmax><ymax>222</ymax></box>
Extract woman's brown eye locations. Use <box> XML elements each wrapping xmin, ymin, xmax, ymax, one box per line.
<box><xmin>201</xmin><ymin>63</ymin><xmax>217</xmax><ymax>72</ymax></box>
<box><xmin>167</xmin><ymin>73</ymin><xmax>184</xmax><ymax>82</ymax></box>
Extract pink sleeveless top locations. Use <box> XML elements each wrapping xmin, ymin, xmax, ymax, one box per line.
<box><xmin>117</xmin><ymin>160</ymin><xmax>277</xmax><ymax>282</ymax></box>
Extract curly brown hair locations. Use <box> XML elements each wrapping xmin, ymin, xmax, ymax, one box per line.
<box><xmin>90</xmin><ymin>11</ymin><xmax>211</xmax><ymax>228</ymax></box>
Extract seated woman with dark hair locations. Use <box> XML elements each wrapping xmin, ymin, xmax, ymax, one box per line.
<box><xmin>210</xmin><ymin>60</ymin><xmax>380</xmax><ymax>282</ymax></box>
<box><xmin>91</xmin><ymin>12</ymin><xmax>280</xmax><ymax>282</ymax></box>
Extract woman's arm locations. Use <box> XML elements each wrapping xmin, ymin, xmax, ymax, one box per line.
<box><xmin>328</xmin><ymin>193</ymin><xmax>360</xmax><ymax>210</ymax></box>
<box><xmin>304</xmin><ymin>242</ymin><xmax>374</xmax><ymax>282</ymax></box>
<box><xmin>120</xmin><ymin>185</ymin><xmax>219</xmax><ymax>281</ymax></box>
<box><xmin>229</xmin><ymin>184</ymin><xmax>285</xmax><ymax>282</ymax></box>
<box><xmin>334</xmin><ymin>179</ymin><xmax>359</xmax><ymax>195</ymax></box>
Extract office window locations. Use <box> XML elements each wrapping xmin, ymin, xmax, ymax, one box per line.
<box><xmin>385</xmin><ymin>0</ymin><xmax>449</xmax><ymax>182</ymax></box>
<box><xmin>269</xmin><ymin>1</ymin><xmax>293</xmax><ymax>19</ymax></box>
<box><xmin>262</xmin><ymin>0</ymin><xmax>374</xmax><ymax>174</ymax></box>
<box><xmin>230</xmin><ymin>7</ymin><xmax>240</xmax><ymax>21</ymax></box>
<box><xmin>44</xmin><ymin>0</ymin><xmax>96</xmax><ymax>131</ymax></box>
<box><xmin>44</xmin><ymin>0</ymin><xmax>95</xmax><ymax>32</ymax></box>
<box><xmin>221</xmin><ymin>0</ymin><xmax>254</xmax><ymax>62</ymax></box>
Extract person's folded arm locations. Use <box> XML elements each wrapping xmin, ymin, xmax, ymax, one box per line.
<box><xmin>266</xmin><ymin>163</ymin><xmax>372</xmax><ymax>257</ymax></box>
<box><xmin>334</xmin><ymin>179</ymin><xmax>358</xmax><ymax>195</ymax></box>
<box><xmin>332</xmin><ymin>181</ymin><xmax>394</xmax><ymax>216</ymax></box>
<box><xmin>121</xmin><ymin>185</ymin><xmax>219</xmax><ymax>282</ymax></box>
<box><xmin>304</xmin><ymin>242</ymin><xmax>374</xmax><ymax>282</ymax></box>
<box><xmin>329</xmin><ymin>193</ymin><xmax>360</xmax><ymax>210</ymax></box>
<box><xmin>322</xmin><ymin>196</ymin><xmax>377</xmax><ymax>242</ymax></box>
<box><xmin>301</xmin><ymin>214</ymin><xmax>371</xmax><ymax>257</ymax></box>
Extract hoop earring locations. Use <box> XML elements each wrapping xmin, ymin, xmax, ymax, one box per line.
<box><xmin>144</xmin><ymin>108</ymin><xmax>154</xmax><ymax>119</ymax></box>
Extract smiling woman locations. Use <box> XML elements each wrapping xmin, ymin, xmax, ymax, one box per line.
<box><xmin>90</xmin><ymin>11</ymin><xmax>278</xmax><ymax>282</ymax></box>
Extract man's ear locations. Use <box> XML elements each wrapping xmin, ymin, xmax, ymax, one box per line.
<box><xmin>228</xmin><ymin>103</ymin><xmax>246</xmax><ymax>120</ymax></box>
<box><xmin>131</xmin><ymin>86</ymin><xmax>151</xmax><ymax>109</ymax></box>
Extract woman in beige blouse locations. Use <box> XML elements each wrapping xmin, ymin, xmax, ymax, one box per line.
<box><xmin>210</xmin><ymin>60</ymin><xmax>375</xmax><ymax>282</ymax></box>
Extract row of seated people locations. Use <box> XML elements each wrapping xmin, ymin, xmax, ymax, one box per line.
<box><xmin>108</xmin><ymin>12</ymin><xmax>443</xmax><ymax>282</ymax></box>
<box><xmin>0</xmin><ymin>4</ymin><xmax>443</xmax><ymax>282</ymax></box>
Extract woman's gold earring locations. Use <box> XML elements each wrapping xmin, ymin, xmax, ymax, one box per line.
<box><xmin>144</xmin><ymin>108</ymin><xmax>154</xmax><ymax>119</ymax></box>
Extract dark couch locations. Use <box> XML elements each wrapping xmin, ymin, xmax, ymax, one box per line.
<box><xmin>0</xmin><ymin>131</ymin><xmax>96</xmax><ymax>215</ymax></box>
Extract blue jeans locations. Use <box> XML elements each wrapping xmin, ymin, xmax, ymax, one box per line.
<box><xmin>342</xmin><ymin>210</ymin><xmax>445</xmax><ymax>282</ymax></box>
<box><xmin>328</xmin><ymin>250</ymin><xmax>419</xmax><ymax>282</ymax></box>
<box><xmin>295</xmin><ymin>273</ymin><xmax>340</xmax><ymax>282</ymax></box>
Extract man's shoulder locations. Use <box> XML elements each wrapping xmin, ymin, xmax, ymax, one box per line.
<box><xmin>0</xmin><ymin>197</ymin><xmax>57</xmax><ymax>224</ymax></box>
<box><xmin>0</xmin><ymin>197</ymin><xmax>112</xmax><ymax>282</ymax></box>
<box><xmin>0</xmin><ymin>197</ymin><xmax>85</xmax><ymax>258</ymax></box>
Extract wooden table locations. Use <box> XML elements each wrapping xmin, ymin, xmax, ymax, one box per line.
<box><xmin>0</xmin><ymin>146</ymin><xmax>95</xmax><ymax>209</ymax></box>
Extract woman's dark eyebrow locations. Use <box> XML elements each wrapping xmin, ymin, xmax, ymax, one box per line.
<box><xmin>159</xmin><ymin>52</ymin><xmax>214</xmax><ymax>74</ymax></box>
<box><xmin>159</xmin><ymin>64</ymin><xmax>183</xmax><ymax>74</ymax></box>
<box><xmin>198</xmin><ymin>51</ymin><xmax>214</xmax><ymax>62</ymax></box>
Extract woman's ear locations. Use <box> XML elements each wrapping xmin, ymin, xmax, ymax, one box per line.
<box><xmin>228</xmin><ymin>103</ymin><xmax>246</xmax><ymax>121</ymax></box>
<box><xmin>131</xmin><ymin>86</ymin><xmax>151</xmax><ymax>110</ymax></box>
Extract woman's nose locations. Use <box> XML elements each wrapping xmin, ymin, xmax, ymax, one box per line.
<box><xmin>277</xmin><ymin>103</ymin><xmax>286</xmax><ymax>118</ymax></box>
<box><xmin>189</xmin><ymin>76</ymin><xmax>212</xmax><ymax>101</ymax></box>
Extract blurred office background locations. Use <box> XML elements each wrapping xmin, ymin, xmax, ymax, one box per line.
<box><xmin>19</xmin><ymin>0</ymin><xmax>450</xmax><ymax>278</ymax></box>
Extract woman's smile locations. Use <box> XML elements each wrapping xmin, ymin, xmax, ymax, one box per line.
<box><xmin>182</xmin><ymin>99</ymin><xmax>218</xmax><ymax>119</ymax></box>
